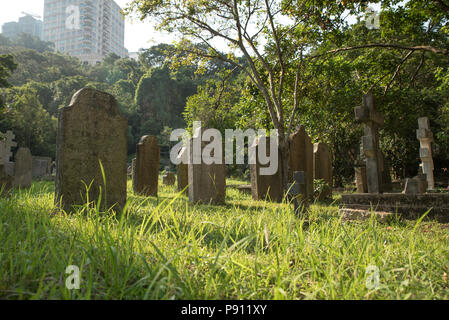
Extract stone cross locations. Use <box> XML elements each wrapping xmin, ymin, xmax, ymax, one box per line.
<box><xmin>287</xmin><ymin>171</ymin><xmax>308</xmax><ymax>214</ymax></box>
<box><xmin>0</xmin><ymin>131</ymin><xmax>17</xmax><ymax>165</ymax></box>
<box><xmin>354</xmin><ymin>92</ymin><xmax>384</xmax><ymax>194</ymax></box>
<box><xmin>416</xmin><ymin>117</ymin><xmax>434</xmax><ymax>190</ymax></box>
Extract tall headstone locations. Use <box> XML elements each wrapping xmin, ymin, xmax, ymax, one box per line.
<box><xmin>416</xmin><ymin>117</ymin><xmax>434</xmax><ymax>191</ymax></box>
<box><xmin>177</xmin><ymin>147</ymin><xmax>188</xmax><ymax>193</ymax></box>
<box><xmin>288</xmin><ymin>126</ymin><xmax>313</xmax><ymax>199</ymax></box>
<box><xmin>55</xmin><ymin>88</ymin><xmax>128</xmax><ymax>212</ymax></box>
<box><xmin>32</xmin><ymin>156</ymin><xmax>52</xmax><ymax>179</ymax></box>
<box><xmin>313</xmin><ymin>142</ymin><xmax>333</xmax><ymax>199</ymax></box>
<box><xmin>0</xmin><ymin>130</ymin><xmax>17</xmax><ymax>176</ymax></box>
<box><xmin>354</xmin><ymin>92</ymin><xmax>384</xmax><ymax>194</ymax></box>
<box><xmin>133</xmin><ymin>136</ymin><xmax>160</xmax><ymax>196</ymax></box>
<box><xmin>13</xmin><ymin>147</ymin><xmax>32</xmax><ymax>189</ymax></box>
<box><xmin>250</xmin><ymin>135</ymin><xmax>283</xmax><ymax>202</ymax></box>
<box><xmin>188</xmin><ymin>137</ymin><xmax>226</xmax><ymax>204</ymax></box>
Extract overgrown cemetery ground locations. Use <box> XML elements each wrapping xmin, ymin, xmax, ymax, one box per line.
<box><xmin>1</xmin><ymin>178</ymin><xmax>449</xmax><ymax>300</ymax></box>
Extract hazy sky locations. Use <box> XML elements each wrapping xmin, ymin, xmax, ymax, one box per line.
<box><xmin>0</xmin><ymin>1</ymin><xmax>382</xmax><ymax>53</ymax></box>
<box><xmin>0</xmin><ymin>0</ymin><xmax>175</xmax><ymax>52</ymax></box>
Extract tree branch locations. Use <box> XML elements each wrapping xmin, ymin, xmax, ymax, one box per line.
<box><xmin>383</xmin><ymin>50</ymin><xmax>415</xmax><ymax>95</ymax></box>
<box><xmin>309</xmin><ymin>43</ymin><xmax>449</xmax><ymax>59</ymax></box>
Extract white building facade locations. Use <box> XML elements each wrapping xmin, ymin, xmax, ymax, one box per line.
<box><xmin>43</xmin><ymin>0</ymin><xmax>127</xmax><ymax>65</ymax></box>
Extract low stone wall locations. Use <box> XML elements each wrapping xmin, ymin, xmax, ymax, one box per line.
<box><xmin>340</xmin><ymin>193</ymin><xmax>449</xmax><ymax>222</ymax></box>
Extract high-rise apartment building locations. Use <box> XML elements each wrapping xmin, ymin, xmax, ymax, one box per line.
<box><xmin>1</xmin><ymin>15</ymin><xmax>43</xmax><ymax>40</ymax></box>
<box><xmin>43</xmin><ymin>0</ymin><xmax>127</xmax><ymax>65</ymax></box>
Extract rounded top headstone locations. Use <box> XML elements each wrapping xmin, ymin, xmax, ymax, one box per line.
<box><xmin>138</xmin><ymin>135</ymin><xmax>158</xmax><ymax>145</ymax></box>
<box><xmin>68</xmin><ymin>88</ymin><xmax>122</xmax><ymax>117</ymax></box>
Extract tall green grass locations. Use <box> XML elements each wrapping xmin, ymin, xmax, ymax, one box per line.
<box><xmin>1</xmin><ymin>180</ymin><xmax>449</xmax><ymax>299</ymax></box>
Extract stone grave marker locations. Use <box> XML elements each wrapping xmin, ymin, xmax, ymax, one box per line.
<box><xmin>313</xmin><ymin>142</ymin><xmax>333</xmax><ymax>199</ymax></box>
<box><xmin>177</xmin><ymin>146</ymin><xmax>188</xmax><ymax>193</ymax></box>
<box><xmin>0</xmin><ymin>130</ymin><xmax>17</xmax><ymax>176</ymax></box>
<box><xmin>163</xmin><ymin>171</ymin><xmax>176</xmax><ymax>186</ymax></box>
<box><xmin>416</xmin><ymin>117</ymin><xmax>434</xmax><ymax>191</ymax></box>
<box><xmin>32</xmin><ymin>156</ymin><xmax>52</xmax><ymax>179</ymax></box>
<box><xmin>133</xmin><ymin>136</ymin><xmax>160</xmax><ymax>196</ymax></box>
<box><xmin>288</xmin><ymin>126</ymin><xmax>313</xmax><ymax>199</ymax></box>
<box><xmin>0</xmin><ymin>164</ymin><xmax>12</xmax><ymax>194</ymax></box>
<box><xmin>354</xmin><ymin>92</ymin><xmax>384</xmax><ymax>194</ymax></box>
<box><xmin>250</xmin><ymin>135</ymin><xmax>283</xmax><ymax>202</ymax></box>
<box><xmin>55</xmin><ymin>88</ymin><xmax>128</xmax><ymax>212</ymax></box>
<box><xmin>287</xmin><ymin>171</ymin><xmax>308</xmax><ymax>214</ymax></box>
<box><xmin>13</xmin><ymin>147</ymin><xmax>32</xmax><ymax>189</ymax></box>
<box><xmin>355</xmin><ymin>167</ymin><xmax>368</xmax><ymax>193</ymax></box>
<box><xmin>188</xmin><ymin>132</ymin><xmax>226</xmax><ymax>204</ymax></box>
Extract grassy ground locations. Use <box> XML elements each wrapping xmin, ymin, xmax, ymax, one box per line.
<box><xmin>1</xmin><ymin>179</ymin><xmax>449</xmax><ymax>300</ymax></box>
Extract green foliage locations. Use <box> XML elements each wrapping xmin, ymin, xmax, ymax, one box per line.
<box><xmin>184</xmin><ymin>69</ymin><xmax>244</xmax><ymax>133</ymax></box>
<box><xmin>1</xmin><ymin>85</ymin><xmax>57</xmax><ymax>156</ymax></box>
<box><xmin>135</xmin><ymin>66</ymin><xmax>195</xmax><ymax>137</ymax></box>
<box><xmin>0</xmin><ymin>33</ymin><xmax>54</xmax><ymax>53</ymax></box>
<box><xmin>0</xmin><ymin>54</ymin><xmax>17</xmax><ymax>109</ymax></box>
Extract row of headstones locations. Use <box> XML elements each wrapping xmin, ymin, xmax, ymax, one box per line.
<box><xmin>130</xmin><ymin>127</ymin><xmax>333</xmax><ymax>204</ymax></box>
<box><xmin>354</xmin><ymin>92</ymin><xmax>435</xmax><ymax>194</ymax></box>
<box><xmin>0</xmin><ymin>130</ymin><xmax>32</xmax><ymax>190</ymax></box>
<box><xmin>52</xmin><ymin>88</ymin><xmax>333</xmax><ymax>212</ymax></box>
<box><xmin>1</xmin><ymin>130</ymin><xmax>57</xmax><ymax>192</ymax></box>
<box><xmin>251</xmin><ymin>126</ymin><xmax>333</xmax><ymax>202</ymax></box>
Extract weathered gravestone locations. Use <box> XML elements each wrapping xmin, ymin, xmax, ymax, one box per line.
<box><xmin>163</xmin><ymin>171</ymin><xmax>176</xmax><ymax>186</ymax></box>
<box><xmin>133</xmin><ymin>136</ymin><xmax>159</xmax><ymax>196</ymax></box>
<box><xmin>287</xmin><ymin>171</ymin><xmax>308</xmax><ymax>214</ymax></box>
<box><xmin>188</xmin><ymin>131</ymin><xmax>226</xmax><ymax>204</ymax></box>
<box><xmin>0</xmin><ymin>130</ymin><xmax>17</xmax><ymax>176</ymax></box>
<box><xmin>177</xmin><ymin>146</ymin><xmax>188</xmax><ymax>193</ymax></box>
<box><xmin>403</xmin><ymin>171</ymin><xmax>428</xmax><ymax>194</ymax></box>
<box><xmin>0</xmin><ymin>164</ymin><xmax>12</xmax><ymax>195</ymax></box>
<box><xmin>13</xmin><ymin>147</ymin><xmax>32</xmax><ymax>189</ymax></box>
<box><xmin>55</xmin><ymin>88</ymin><xmax>128</xmax><ymax>212</ymax></box>
<box><xmin>354</xmin><ymin>92</ymin><xmax>384</xmax><ymax>194</ymax></box>
<box><xmin>416</xmin><ymin>117</ymin><xmax>434</xmax><ymax>191</ymax></box>
<box><xmin>355</xmin><ymin>167</ymin><xmax>368</xmax><ymax>193</ymax></box>
<box><xmin>250</xmin><ymin>135</ymin><xmax>283</xmax><ymax>202</ymax></box>
<box><xmin>313</xmin><ymin>142</ymin><xmax>333</xmax><ymax>199</ymax></box>
<box><xmin>354</xmin><ymin>141</ymin><xmax>368</xmax><ymax>193</ymax></box>
<box><xmin>32</xmin><ymin>156</ymin><xmax>52</xmax><ymax>179</ymax></box>
<box><xmin>288</xmin><ymin>126</ymin><xmax>313</xmax><ymax>199</ymax></box>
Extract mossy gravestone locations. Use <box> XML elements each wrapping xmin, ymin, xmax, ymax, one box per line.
<box><xmin>288</xmin><ymin>126</ymin><xmax>314</xmax><ymax>199</ymax></box>
<box><xmin>55</xmin><ymin>88</ymin><xmax>128</xmax><ymax>212</ymax></box>
<box><xmin>133</xmin><ymin>136</ymin><xmax>160</xmax><ymax>196</ymax></box>
<box><xmin>13</xmin><ymin>147</ymin><xmax>32</xmax><ymax>189</ymax></box>
<box><xmin>250</xmin><ymin>136</ymin><xmax>283</xmax><ymax>202</ymax></box>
